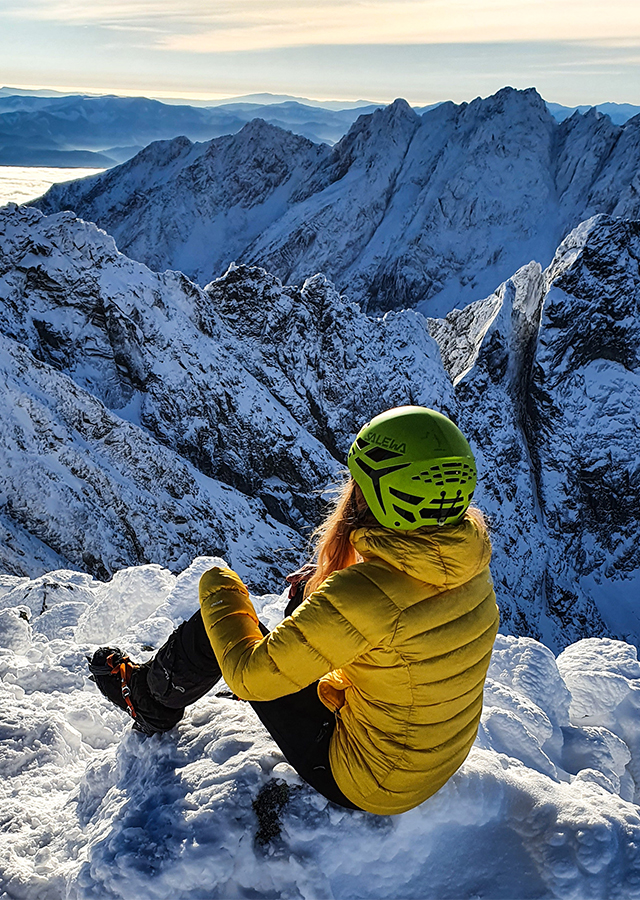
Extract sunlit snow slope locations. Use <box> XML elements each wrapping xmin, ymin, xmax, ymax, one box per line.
<box><xmin>1</xmin><ymin>560</ymin><xmax>640</xmax><ymax>900</ymax></box>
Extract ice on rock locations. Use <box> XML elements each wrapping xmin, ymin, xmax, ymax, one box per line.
<box><xmin>0</xmin><ymin>571</ymin><xmax>98</xmax><ymax>641</ymax></box>
<box><xmin>0</xmin><ymin>562</ymin><xmax>640</xmax><ymax>899</ymax></box>
<box><xmin>0</xmin><ymin>606</ymin><xmax>32</xmax><ymax>653</ymax></box>
<box><xmin>480</xmin><ymin>636</ymin><xmax>571</xmax><ymax>780</ymax></box>
<box><xmin>561</xmin><ymin>726</ymin><xmax>632</xmax><ymax>798</ymax></box>
<box><xmin>75</xmin><ymin>564</ymin><xmax>176</xmax><ymax>644</ymax></box>
<box><xmin>32</xmin><ymin>600</ymin><xmax>93</xmax><ymax>641</ymax></box>
<box><xmin>0</xmin><ymin>573</ymin><xmax>30</xmax><ymax>600</ymax></box>
<box><xmin>558</xmin><ymin>639</ymin><xmax>640</xmax><ymax>802</ymax></box>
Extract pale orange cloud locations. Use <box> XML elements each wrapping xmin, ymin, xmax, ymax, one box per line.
<box><xmin>3</xmin><ymin>0</ymin><xmax>639</xmax><ymax>50</ymax></box>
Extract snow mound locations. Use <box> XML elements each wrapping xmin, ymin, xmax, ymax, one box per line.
<box><xmin>1</xmin><ymin>562</ymin><xmax>640</xmax><ymax>899</ymax></box>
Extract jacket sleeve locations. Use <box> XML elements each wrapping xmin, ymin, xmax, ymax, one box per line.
<box><xmin>199</xmin><ymin>566</ymin><xmax>372</xmax><ymax>701</ymax></box>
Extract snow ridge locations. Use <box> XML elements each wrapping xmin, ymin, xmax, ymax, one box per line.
<box><xmin>35</xmin><ymin>87</ymin><xmax>640</xmax><ymax>316</ymax></box>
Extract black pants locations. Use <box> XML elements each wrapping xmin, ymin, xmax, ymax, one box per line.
<box><xmin>147</xmin><ymin>606</ymin><xmax>360</xmax><ymax>811</ymax></box>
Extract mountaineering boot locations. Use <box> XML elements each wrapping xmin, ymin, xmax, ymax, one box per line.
<box><xmin>88</xmin><ymin>647</ymin><xmax>184</xmax><ymax>735</ymax></box>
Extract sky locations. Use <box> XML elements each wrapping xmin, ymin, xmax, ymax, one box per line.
<box><xmin>0</xmin><ymin>0</ymin><xmax>639</xmax><ymax>106</ymax></box>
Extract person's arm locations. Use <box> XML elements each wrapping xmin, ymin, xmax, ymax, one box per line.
<box><xmin>199</xmin><ymin>566</ymin><xmax>373</xmax><ymax>701</ymax></box>
<box><xmin>284</xmin><ymin>563</ymin><xmax>317</xmax><ymax>616</ymax></box>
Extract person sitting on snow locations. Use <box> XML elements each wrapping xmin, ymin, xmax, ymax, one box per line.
<box><xmin>89</xmin><ymin>406</ymin><xmax>499</xmax><ymax>815</ymax></box>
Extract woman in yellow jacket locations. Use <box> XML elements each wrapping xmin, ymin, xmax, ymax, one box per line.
<box><xmin>90</xmin><ymin>406</ymin><xmax>499</xmax><ymax>816</ymax></box>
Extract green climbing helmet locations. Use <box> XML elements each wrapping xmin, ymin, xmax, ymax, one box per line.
<box><xmin>347</xmin><ymin>406</ymin><xmax>477</xmax><ymax>529</ymax></box>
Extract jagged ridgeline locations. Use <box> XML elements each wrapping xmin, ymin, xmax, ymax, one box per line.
<box><xmin>0</xmin><ymin>203</ymin><xmax>638</xmax><ymax>651</ymax></box>
<box><xmin>35</xmin><ymin>87</ymin><xmax>640</xmax><ymax>316</ymax></box>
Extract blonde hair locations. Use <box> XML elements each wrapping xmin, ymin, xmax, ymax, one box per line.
<box><xmin>304</xmin><ymin>478</ymin><xmax>375</xmax><ymax>596</ymax></box>
<box><xmin>304</xmin><ymin>480</ymin><xmax>486</xmax><ymax>597</ymax></box>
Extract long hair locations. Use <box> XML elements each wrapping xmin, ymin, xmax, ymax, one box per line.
<box><xmin>304</xmin><ymin>477</ymin><xmax>376</xmax><ymax>597</ymax></box>
<box><xmin>304</xmin><ymin>478</ymin><xmax>487</xmax><ymax>597</ymax></box>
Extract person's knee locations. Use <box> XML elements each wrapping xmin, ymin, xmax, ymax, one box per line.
<box><xmin>147</xmin><ymin>623</ymin><xmax>222</xmax><ymax>708</ymax></box>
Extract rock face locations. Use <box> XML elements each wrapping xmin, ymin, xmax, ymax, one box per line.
<box><xmin>430</xmin><ymin>215</ymin><xmax>640</xmax><ymax>647</ymax></box>
<box><xmin>0</xmin><ymin>330</ymin><xmax>301</xmax><ymax>589</ymax></box>
<box><xmin>0</xmin><ymin>204</ymin><xmax>448</xmax><ymax>587</ymax></box>
<box><xmin>1</xmin><ymin>204</ymin><xmax>638</xmax><ymax>650</ymax></box>
<box><xmin>530</xmin><ymin>218</ymin><xmax>640</xmax><ymax>643</ymax></box>
<box><xmin>36</xmin><ymin>88</ymin><xmax>640</xmax><ymax>316</ymax></box>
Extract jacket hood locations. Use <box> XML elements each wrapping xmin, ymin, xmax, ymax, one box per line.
<box><xmin>350</xmin><ymin>514</ymin><xmax>491</xmax><ymax>589</ymax></box>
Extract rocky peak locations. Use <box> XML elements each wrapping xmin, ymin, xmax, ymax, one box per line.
<box><xmin>333</xmin><ymin>96</ymin><xmax>419</xmax><ymax>156</ymax></box>
<box><xmin>133</xmin><ymin>133</ymin><xmax>194</xmax><ymax>164</ymax></box>
<box><xmin>467</xmin><ymin>86</ymin><xmax>551</xmax><ymax>122</ymax></box>
<box><xmin>218</xmin><ymin>116</ymin><xmax>320</xmax><ymax>154</ymax></box>
<box><xmin>296</xmin><ymin>97</ymin><xmax>421</xmax><ymax>196</ymax></box>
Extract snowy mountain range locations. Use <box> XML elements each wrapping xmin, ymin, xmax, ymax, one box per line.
<box><xmin>3</xmin><ymin>83</ymin><xmax>640</xmax><ymax>900</ymax></box>
<box><xmin>547</xmin><ymin>100</ymin><xmax>640</xmax><ymax>125</ymax></box>
<box><xmin>2</xmin><ymin>83</ymin><xmax>639</xmax><ymax>169</ymax></box>
<box><xmin>1</xmin><ymin>202</ymin><xmax>638</xmax><ymax>652</ymax></box>
<box><xmin>36</xmin><ymin>87</ymin><xmax>640</xmax><ymax>317</ymax></box>
<box><xmin>0</xmin><ymin>91</ymin><xmax>380</xmax><ymax>166</ymax></box>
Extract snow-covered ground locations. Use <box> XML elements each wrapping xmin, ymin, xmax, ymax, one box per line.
<box><xmin>2</xmin><ymin>559</ymin><xmax>640</xmax><ymax>900</ymax></box>
<box><xmin>0</xmin><ymin>168</ymin><xmax>104</xmax><ymax>208</ymax></box>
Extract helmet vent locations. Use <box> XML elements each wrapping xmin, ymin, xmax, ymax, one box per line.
<box><xmin>392</xmin><ymin>505</ymin><xmax>416</xmax><ymax>523</ymax></box>
<box><xmin>389</xmin><ymin>486</ymin><xmax>424</xmax><ymax>505</ymax></box>
<box><xmin>353</xmin><ymin>456</ymin><xmax>410</xmax><ymax>516</ymax></box>
<box><xmin>411</xmin><ymin>461</ymin><xmax>475</xmax><ymax>487</ymax></box>
<box><xmin>420</xmin><ymin>490</ymin><xmax>467</xmax><ymax>523</ymax></box>
<box><xmin>366</xmin><ymin>446</ymin><xmax>403</xmax><ymax>463</ymax></box>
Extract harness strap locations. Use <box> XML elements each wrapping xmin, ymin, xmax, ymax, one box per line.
<box><xmin>107</xmin><ymin>652</ymin><xmax>138</xmax><ymax>719</ymax></box>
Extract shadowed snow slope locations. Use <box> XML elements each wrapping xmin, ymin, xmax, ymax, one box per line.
<box><xmin>1</xmin><ymin>205</ymin><xmax>639</xmax><ymax>649</ymax></box>
<box><xmin>1</xmin><ymin>560</ymin><xmax>640</xmax><ymax>900</ymax></box>
<box><xmin>35</xmin><ymin>88</ymin><xmax>640</xmax><ymax>316</ymax></box>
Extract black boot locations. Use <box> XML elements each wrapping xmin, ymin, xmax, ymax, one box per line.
<box><xmin>88</xmin><ymin>647</ymin><xmax>184</xmax><ymax>735</ymax></box>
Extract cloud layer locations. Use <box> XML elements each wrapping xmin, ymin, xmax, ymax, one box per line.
<box><xmin>5</xmin><ymin>0</ymin><xmax>640</xmax><ymax>52</ymax></box>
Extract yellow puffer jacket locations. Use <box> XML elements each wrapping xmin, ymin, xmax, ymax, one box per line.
<box><xmin>199</xmin><ymin>515</ymin><xmax>499</xmax><ymax>815</ymax></box>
